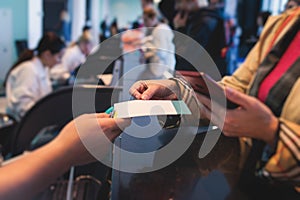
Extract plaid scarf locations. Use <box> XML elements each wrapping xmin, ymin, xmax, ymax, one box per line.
<box><xmin>248</xmin><ymin>18</ymin><xmax>300</xmax><ymax>117</ymax></box>
<box><xmin>239</xmin><ymin>18</ymin><xmax>300</xmax><ymax>196</ymax></box>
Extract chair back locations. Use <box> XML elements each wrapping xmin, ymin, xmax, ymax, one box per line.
<box><xmin>0</xmin><ymin>113</ymin><xmax>17</xmax><ymax>156</ymax></box>
<box><xmin>11</xmin><ymin>85</ymin><xmax>122</xmax><ymax>156</ymax></box>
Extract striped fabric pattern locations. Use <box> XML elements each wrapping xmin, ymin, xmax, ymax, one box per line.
<box><xmin>264</xmin><ymin>121</ymin><xmax>300</xmax><ymax>185</ymax></box>
<box><xmin>172</xmin><ymin>76</ymin><xmax>300</xmax><ymax>188</ymax></box>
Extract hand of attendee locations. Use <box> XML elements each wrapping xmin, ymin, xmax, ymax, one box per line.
<box><xmin>0</xmin><ymin>113</ymin><xmax>131</xmax><ymax>200</ymax></box>
<box><xmin>196</xmin><ymin>87</ymin><xmax>278</xmax><ymax>145</ymax></box>
<box><xmin>52</xmin><ymin>113</ymin><xmax>131</xmax><ymax>166</ymax></box>
<box><xmin>129</xmin><ymin>80</ymin><xmax>179</xmax><ymax>100</ymax></box>
<box><xmin>173</xmin><ymin>11</ymin><xmax>188</xmax><ymax>29</ymax></box>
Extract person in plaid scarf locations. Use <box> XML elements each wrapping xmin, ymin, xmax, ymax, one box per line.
<box><xmin>130</xmin><ymin>6</ymin><xmax>300</xmax><ymax>197</ymax></box>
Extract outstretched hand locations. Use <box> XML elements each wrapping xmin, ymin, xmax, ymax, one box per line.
<box><xmin>0</xmin><ymin>113</ymin><xmax>131</xmax><ymax>200</ymax></box>
<box><xmin>197</xmin><ymin>87</ymin><xmax>278</xmax><ymax>145</ymax></box>
<box><xmin>129</xmin><ymin>80</ymin><xmax>179</xmax><ymax>100</ymax></box>
<box><xmin>53</xmin><ymin>113</ymin><xmax>131</xmax><ymax>166</ymax></box>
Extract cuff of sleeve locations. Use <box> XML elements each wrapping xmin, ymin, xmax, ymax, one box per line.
<box><xmin>261</xmin><ymin>120</ymin><xmax>280</xmax><ymax>163</ymax></box>
<box><xmin>169</xmin><ymin>77</ymin><xmax>182</xmax><ymax>99</ymax></box>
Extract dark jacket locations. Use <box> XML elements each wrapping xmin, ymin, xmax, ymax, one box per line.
<box><xmin>175</xmin><ymin>8</ymin><xmax>226</xmax><ymax>75</ymax></box>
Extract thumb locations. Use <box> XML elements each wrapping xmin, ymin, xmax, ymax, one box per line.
<box><xmin>224</xmin><ymin>87</ymin><xmax>250</xmax><ymax>107</ymax></box>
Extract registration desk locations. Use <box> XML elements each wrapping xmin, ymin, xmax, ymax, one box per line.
<box><xmin>111</xmin><ymin>117</ymin><xmax>299</xmax><ymax>200</ymax></box>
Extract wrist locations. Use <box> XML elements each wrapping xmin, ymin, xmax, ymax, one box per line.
<box><xmin>265</xmin><ymin>117</ymin><xmax>279</xmax><ymax>146</ymax></box>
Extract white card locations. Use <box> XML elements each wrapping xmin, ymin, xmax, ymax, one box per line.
<box><xmin>113</xmin><ymin>100</ymin><xmax>191</xmax><ymax>118</ymax></box>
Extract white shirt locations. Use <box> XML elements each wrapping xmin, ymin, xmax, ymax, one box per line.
<box><xmin>50</xmin><ymin>45</ymin><xmax>85</xmax><ymax>79</ymax></box>
<box><xmin>6</xmin><ymin>57</ymin><xmax>52</xmax><ymax>120</ymax></box>
<box><xmin>143</xmin><ymin>23</ymin><xmax>176</xmax><ymax>78</ymax></box>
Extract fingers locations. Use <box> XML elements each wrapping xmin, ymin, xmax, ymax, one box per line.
<box><xmin>94</xmin><ymin>112</ymin><xmax>131</xmax><ymax>131</ymax></box>
<box><xmin>129</xmin><ymin>85</ymin><xmax>142</xmax><ymax>99</ymax></box>
<box><xmin>199</xmin><ymin>101</ymin><xmax>223</xmax><ymax>126</ymax></box>
<box><xmin>222</xmin><ymin>122</ymin><xmax>250</xmax><ymax>137</ymax></box>
<box><xmin>131</xmin><ymin>81</ymin><xmax>161</xmax><ymax>100</ymax></box>
<box><xmin>140</xmin><ymin>85</ymin><xmax>158</xmax><ymax>100</ymax></box>
<box><xmin>224</xmin><ymin>87</ymin><xmax>251</xmax><ymax>108</ymax></box>
<box><xmin>129</xmin><ymin>81</ymin><xmax>148</xmax><ymax>99</ymax></box>
<box><xmin>199</xmin><ymin>103</ymin><xmax>211</xmax><ymax>120</ymax></box>
<box><xmin>95</xmin><ymin>114</ymin><xmax>131</xmax><ymax>131</ymax></box>
<box><xmin>95</xmin><ymin>113</ymin><xmax>110</xmax><ymax>118</ymax></box>
<box><xmin>196</xmin><ymin>93</ymin><xmax>212</xmax><ymax>110</ymax></box>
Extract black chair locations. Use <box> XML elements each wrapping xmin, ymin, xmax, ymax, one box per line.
<box><xmin>11</xmin><ymin>85</ymin><xmax>122</xmax><ymax>156</ymax></box>
<box><xmin>0</xmin><ymin>113</ymin><xmax>17</xmax><ymax>157</ymax></box>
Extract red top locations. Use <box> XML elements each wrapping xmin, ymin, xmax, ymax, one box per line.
<box><xmin>258</xmin><ymin>30</ymin><xmax>300</xmax><ymax>102</ymax></box>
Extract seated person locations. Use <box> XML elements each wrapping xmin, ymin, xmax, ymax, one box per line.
<box><xmin>130</xmin><ymin>6</ymin><xmax>300</xmax><ymax>194</ymax></box>
<box><xmin>0</xmin><ymin>113</ymin><xmax>130</xmax><ymax>199</ymax></box>
<box><xmin>50</xmin><ymin>32</ymin><xmax>93</xmax><ymax>80</ymax></box>
<box><xmin>139</xmin><ymin>6</ymin><xmax>176</xmax><ymax>80</ymax></box>
<box><xmin>5</xmin><ymin>32</ymin><xmax>65</xmax><ymax>121</ymax></box>
<box><xmin>121</xmin><ymin>22</ymin><xmax>144</xmax><ymax>53</ymax></box>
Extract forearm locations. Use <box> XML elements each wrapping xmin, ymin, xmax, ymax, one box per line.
<box><xmin>0</xmin><ymin>140</ymin><xmax>71</xmax><ymax>200</ymax></box>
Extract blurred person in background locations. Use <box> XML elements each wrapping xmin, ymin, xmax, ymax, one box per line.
<box><xmin>56</xmin><ymin>10</ymin><xmax>71</xmax><ymax>44</ymax></box>
<box><xmin>208</xmin><ymin>0</ymin><xmax>225</xmax><ymax>17</ymax></box>
<box><xmin>82</xmin><ymin>25</ymin><xmax>93</xmax><ymax>40</ymax></box>
<box><xmin>139</xmin><ymin>6</ymin><xmax>176</xmax><ymax>80</ymax></box>
<box><xmin>121</xmin><ymin>21</ymin><xmax>145</xmax><ymax>53</ymax></box>
<box><xmin>50</xmin><ymin>30</ymin><xmax>93</xmax><ymax>81</ymax></box>
<box><xmin>245</xmin><ymin>11</ymin><xmax>271</xmax><ymax>50</ymax></box>
<box><xmin>110</xmin><ymin>19</ymin><xmax>120</xmax><ymax>36</ymax></box>
<box><xmin>285</xmin><ymin>0</ymin><xmax>300</xmax><ymax>10</ymax></box>
<box><xmin>173</xmin><ymin>0</ymin><xmax>227</xmax><ymax>76</ymax></box>
<box><xmin>158</xmin><ymin>0</ymin><xmax>176</xmax><ymax>28</ymax></box>
<box><xmin>141</xmin><ymin>0</ymin><xmax>154</xmax><ymax>9</ymax></box>
<box><xmin>5</xmin><ymin>32</ymin><xmax>65</xmax><ymax>121</ymax></box>
<box><xmin>100</xmin><ymin>17</ymin><xmax>110</xmax><ymax>42</ymax></box>
<box><xmin>256</xmin><ymin>11</ymin><xmax>272</xmax><ymax>37</ymax></box>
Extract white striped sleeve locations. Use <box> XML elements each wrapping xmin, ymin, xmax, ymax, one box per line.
<box><xmin>169</xmin><ymin>77</ymin><xmax>202</xmax><ymax>126</ymax></box>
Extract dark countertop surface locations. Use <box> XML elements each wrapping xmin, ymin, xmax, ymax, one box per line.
<box><xmin>111</xmin><ymin>117</ymin><xmax>300</xmax><ymax>200</ymax></box>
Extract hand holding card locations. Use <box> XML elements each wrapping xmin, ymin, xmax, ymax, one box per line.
<box><xmin>112</xmin><ymin>100</ymin><xmax>191</xmax><ymax>119</ymax></box>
